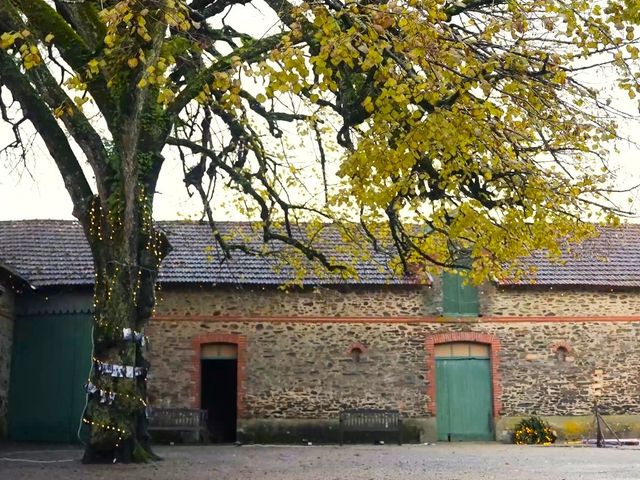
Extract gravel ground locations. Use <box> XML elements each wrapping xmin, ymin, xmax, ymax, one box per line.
<box><xmin>1</xmin><ymin>443</ymin><xmax>639</xmax><ymax>480</ymax></box>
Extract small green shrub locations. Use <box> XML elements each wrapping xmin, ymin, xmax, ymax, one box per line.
<box><xmin>513</xmin><ymin>416</ymin><xmax>557</xmax><ymax>445</ymax></box>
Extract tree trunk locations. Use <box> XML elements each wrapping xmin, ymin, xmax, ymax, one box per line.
<box><xmin>80</xmin><ymin>196</ymin><xmax>169</xmax><ymax>463</ymax></box>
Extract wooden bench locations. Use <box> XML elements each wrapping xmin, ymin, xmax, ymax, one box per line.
<box><xmin>339</xmin><ymin>409</ymin><xmax>403</xmax><ymax>445</ymax></box>
<box><xmin>147</xmin><ymin>408</ymin><xmax>209</xmax><ymax>443</ymax></box>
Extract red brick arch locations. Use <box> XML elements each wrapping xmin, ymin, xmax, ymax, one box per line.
<box><xmin>346</xmin><ymin>342</ymin><xmax>368</xmax><ymax>356</ymax></box>
<box><xmin>192</xmin><ymin>333</ymin><xmax>247</xmax><ymax>418</ymax></box>
<box><xmin>425</xmin><ymin>331</ymin><xmax>502</xmax><ymax>417</ymax></box>
<box><xmin>550</xmin><ymin>340</ymin><xmax>573</xmax><ymax>354</ymax></box>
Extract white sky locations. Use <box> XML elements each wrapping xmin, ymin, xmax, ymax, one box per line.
<box><xmin>0</xmin><ymin>3</ymin><xmax>639</xmax><ymax>222</ymax></box>
<box><xmin>0</xmin><ymin>2</ymin><xmax>282</xmax><ymax>221</ymax></box>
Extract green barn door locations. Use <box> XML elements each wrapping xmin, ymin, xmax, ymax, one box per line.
<box><xmin>8</xmin><ymin>313</ymin><xmax>92</xmax><ymax>442</ymax></box>
<box><xmin>435</xmin><ymin>343</ymin><xmax>493</xmax><ymax>441</ymax></box>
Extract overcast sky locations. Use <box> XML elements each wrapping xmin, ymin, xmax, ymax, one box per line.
<box><xmin>1</xmin><ymin>3</ymin><xmax>639</xmax><ymax>222</ymax></box>
<box><xmin>0</xmin><ymin>1</ymin><xmax>281</xmax><ymax>221</ymax></box>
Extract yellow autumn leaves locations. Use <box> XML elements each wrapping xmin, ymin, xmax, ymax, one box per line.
<box><xmin>252</xmin><ymin>0</ymin><xmax>633</xmax><ymax>282</ymax></box>
<box><xmin>1</xmin><ymin>0</ymin><xmax>638</xmax><ymax>283</ymax></box>
<box><xmin>0</xmin><ymin>29</ymin><xmax>47</xmax><ymax>70</ymax></box>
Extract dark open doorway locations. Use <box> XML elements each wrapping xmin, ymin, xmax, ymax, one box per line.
<box><xmin>201</xmin><ymin>353</ymin><xmax>238</xmax><ymax>443</ymax></box>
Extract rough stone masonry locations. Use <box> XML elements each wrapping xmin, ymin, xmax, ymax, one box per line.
<box><xmin>147</xmin><ymin>281</ymin><xmax>640</xmax><ymax>442</ymax></box>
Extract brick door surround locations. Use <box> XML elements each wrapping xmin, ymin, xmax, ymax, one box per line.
<box><xmin>425</xmin><ymin>331</ymin><xmax>502</xmax><ymax>417</ymax></box>
<box><xmin>192</xmin><ymin>333</ymin><xmax>247</xmax><ymax>418</ymax></box>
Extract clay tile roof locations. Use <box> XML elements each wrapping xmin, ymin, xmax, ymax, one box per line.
<box><xmin>498</xmin><ymin>225</ymin><xmax>640</xmax><ymax>288</ymax></box>
<box><xmin>3</xmin><ymin>220</ymin><xmax>638</xmax><ymax>289</ymax></box>
<box><xmin>0</xmin><ymin>219</ymin><xmax>419</xmax><ymax>288</ymax></box>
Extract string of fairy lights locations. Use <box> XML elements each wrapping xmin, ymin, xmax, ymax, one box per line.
<box><xmin>82</xmin><ymin>324</ymin><xmax>150</xmax><ymax>449</ymax></box>
<box><xmin>85</xmin><ymin>381</ymin><xmax>148</xmax><ymax>407</ymax></box>
<box><xmin>82</xmin><ymin>418</ymin><xmax>126</xmax><ymax>448</ymax></box>
<box><xmin>83</xmin><ymin>197</ymin><xmax>165</xmax><ymax>453</ymax></box>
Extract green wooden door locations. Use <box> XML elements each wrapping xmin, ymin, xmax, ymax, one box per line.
<box><xmin>8</xmin><ymin>313</ymin><xmax>92</xmax><ymax>442</ymax></box>
<box><xmin>442</xmin><ymin>272</ymin><xmax>479</xmax><ymax>317</ymax></box>
<box><xmin>436</xmin><ymin>357</ymin><xmax>493</xmax><ymax>441</ymax></box>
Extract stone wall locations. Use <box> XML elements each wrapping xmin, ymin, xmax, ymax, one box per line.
<box><xmin>484</xmin><ymin>284</ymin><xmax>640</xmax><ymax>317</ymax></box>
<box><xmin>155</xmin><ymin>282</ymin><xmax>640</xmax><ymax>320</ymax></box>
<box><xmin>147</xmin><ymin>318</ymin><xmax>429</xmax><ymax>418</ymax></box>
<box><xmin>0</xmin><ymin>283</ymin><xmax>15</xmax><ymax>438</ymax></box>
<box><xmin>148</xmin><ymin>314</ymin><xmax>640</xmax><ymax>419</ymax></box>
<box><xmin>148</xmin><ymin>284</ymin><xmax>640</xmax><ymax>442</ymax></box>
<box><xmin>155</xmin><ymin>284</ymin><xmax>440</xmax><ymax>318</ymax></box>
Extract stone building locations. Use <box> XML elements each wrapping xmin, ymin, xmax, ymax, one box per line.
<box><xmin>1</xmin><ymin>219</ymin><xmax>639</xmax><ymax>443</ymax></box>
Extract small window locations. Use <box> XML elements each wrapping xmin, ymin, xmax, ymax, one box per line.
<box><xmin>347</xmin><ymin>343</ymin><xmax>367</xmax><ymax>363</ymax></box>
<box><xmin>351</xmin><ymin>347</ymin><xmax>363</xmax><ymax>363</ymax></box>
<box><xmin>556</xmin><ymin>346</ymin><xmax>568</xmax><ymax>363</ymax></box>
<box><xmin>551</xmin><ymin>342</ymin><xmax>572</xmax><ymax>362</ymax></box>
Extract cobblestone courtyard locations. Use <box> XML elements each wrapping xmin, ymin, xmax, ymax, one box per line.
<box><xmin>1</xmin><ymin>443</ymin><xmax>639</xmax><ymax>480</ymax></box>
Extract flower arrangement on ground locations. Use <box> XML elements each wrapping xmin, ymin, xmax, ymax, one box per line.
<box><xmin>513</xmin><ymin>416</ymin><xmax>557</xmax><ymax>445</ymax></box>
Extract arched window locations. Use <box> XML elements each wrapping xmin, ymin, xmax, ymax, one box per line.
<box><xmin>350</xmin><ymin>347</ymin><xmax>363</xmax><ymax>363</ymax></box>
<box><xmin>556</xmin><ymin>346</ymin><xmax>568</xmax><ymax>363</ymax></box>
<box><xmin>550</xmin><ymin>342</ymin><xmax>572</xmax><ymax>363</ymax></box>
<box><xmin>347</xmin><ymin>343</ymin><xmax>367</xmax><ymax>363</ymax></box>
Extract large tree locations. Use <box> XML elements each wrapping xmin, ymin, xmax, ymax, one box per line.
<box><xmin>0</xmin><ymin>0</ymin><xmax>638</xmax><ymax>463</ymax></box>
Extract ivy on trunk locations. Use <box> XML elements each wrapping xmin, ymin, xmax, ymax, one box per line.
<box><xmin>81</xmin><ymin>196</ymin><xmax>169</xmax><ymax>462</ymax></box>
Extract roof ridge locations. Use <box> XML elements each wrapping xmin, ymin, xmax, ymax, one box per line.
<box><xmin>2</xmin><ymin>218</ymin><xmax>640</xmax><ymax>227</ymax></box>
<box><xmin>0</xmin><ymin>219</ymin><xmax>331</xmax><ymax>226</ymax></box>
<box><xmin>0</xmin><ymin>218</ymin><xmax>80</xmax><ymax>223</ymax></box>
